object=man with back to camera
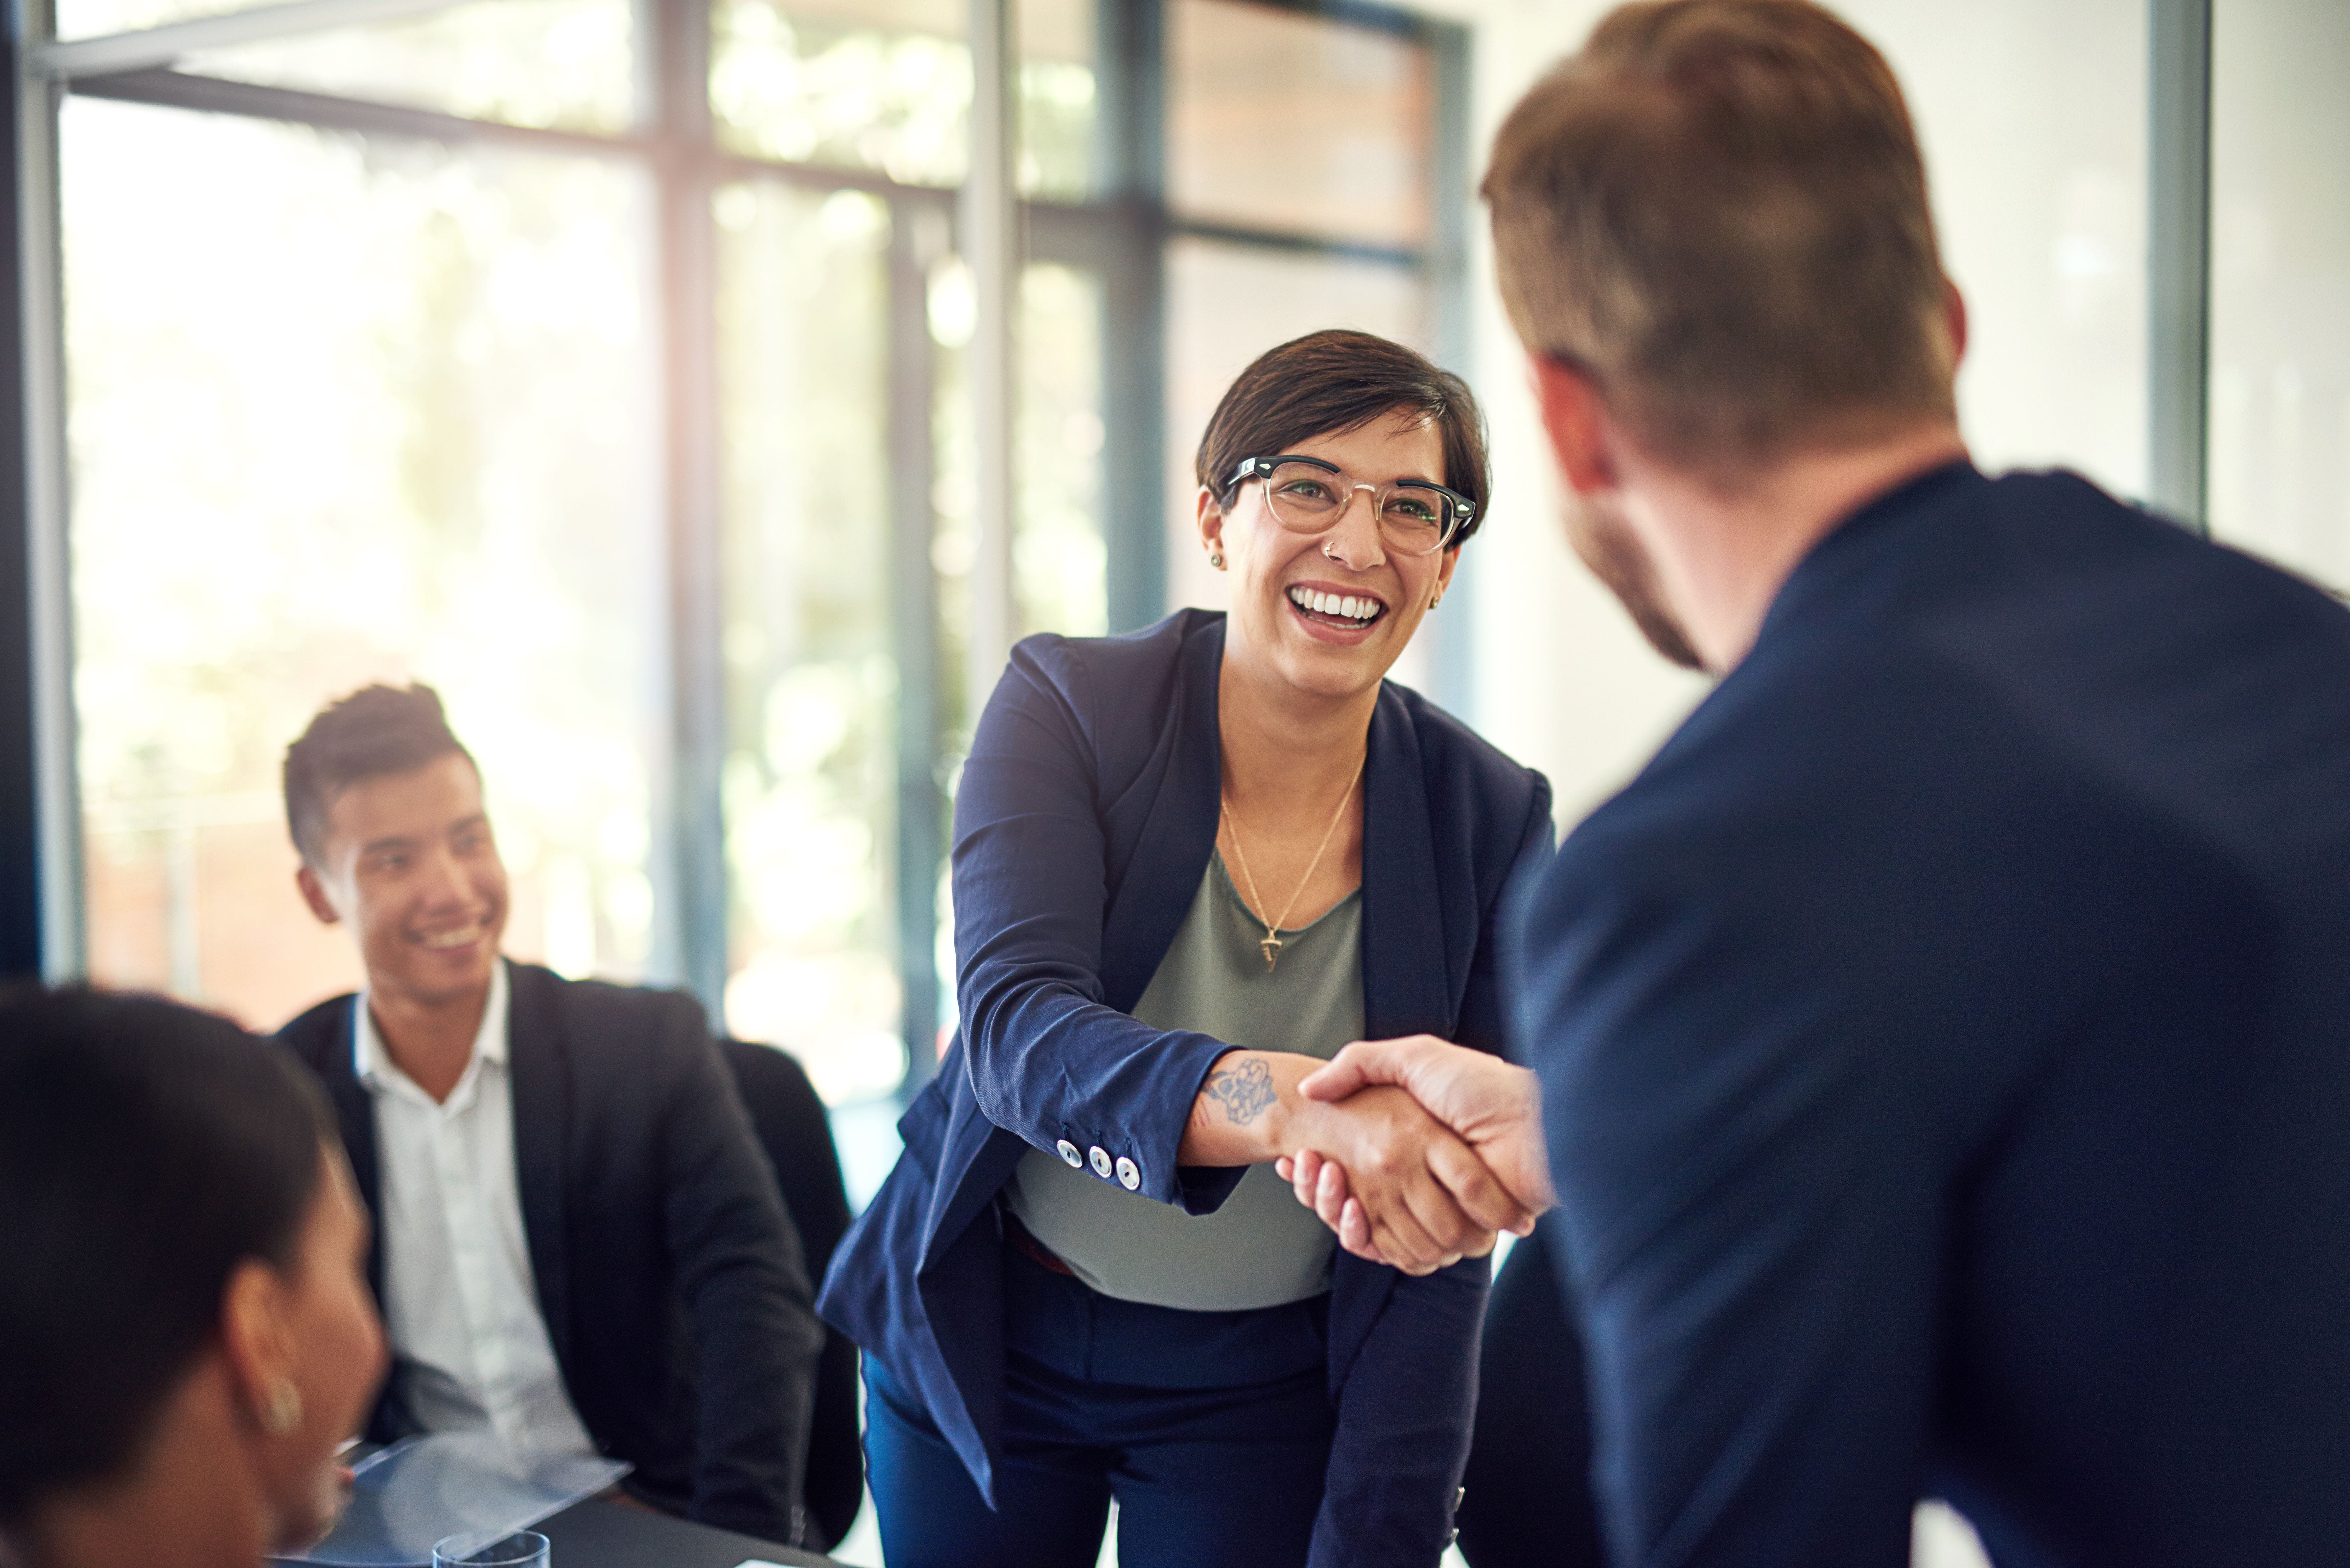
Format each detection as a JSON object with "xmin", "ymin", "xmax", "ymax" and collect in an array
[
  {"xmin": 1283, "ymin": 1, "xmax": 2350, "ymax": 1563},
  {"xmin": 275, "ymin": 682, "xmax": 824, "ymax": 1545}
]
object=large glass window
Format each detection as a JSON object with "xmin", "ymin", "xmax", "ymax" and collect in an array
[
  {"xmin": 64, "ymin": 96, "xmax": 663, "ymax": 1029},
  {"xmin": 714, "ymin": 180, "xmax": 903, "ymax": 1104},
  {"xmin": 177, "ymin": 0, "xmax": 638, "ymax": 133},
  {"xmin": 1018, "ymin": 261, "xmax": 1107, "ymax": 638},
  {"xmin": 710, "ymin": 0, "xmax": 1097, "ymax": 196},
  {"xmin": 2207, "ymin": 0, "xmax": 2350, "ymax": 592},
  {"xmin": 1833, "ymin": 0, "xmax": 2149, "ymax": 497},
  {"xmin": 33, "ymin": 0, "xmax": 1466, "ymax": 1125},
  {"xmin": 1168, "ymin": 0, "xmax": 1432, "ymax": 248}
]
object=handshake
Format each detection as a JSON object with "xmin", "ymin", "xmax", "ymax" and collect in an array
[{"xmin": 1186, "ymin": 1036, "xmax": 1554, "ymax": 1276}]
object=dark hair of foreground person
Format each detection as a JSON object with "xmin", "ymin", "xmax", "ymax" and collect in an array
[{"xmin": 0, "ymin": 987, "xmax": 384, "ymax": 1568}]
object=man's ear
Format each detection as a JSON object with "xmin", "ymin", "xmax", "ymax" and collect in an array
[
  {"xmin": 1530, "ymin": 352, "xmax": 1618, "ymax": 497},
  {"xmin": 295, "ymin": 863, "xmax": 341, "ymax": 927}
]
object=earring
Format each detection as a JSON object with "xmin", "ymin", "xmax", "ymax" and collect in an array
[
  {"xmin": 263, "ymin": 1382, "xmax": 302, "ymax": 1435},
  {"xmin": 1208, "ymin": 551, "xmax": 1224, "ymax": 569},
  {"xmin": 1430, "ymin": 592, "xmax": 1443, "ymax": 609}
]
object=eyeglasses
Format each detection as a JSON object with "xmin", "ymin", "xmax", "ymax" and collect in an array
[{"xmin": 1227, "ymin": 455, "xmax": 1474, "ymax": 557}]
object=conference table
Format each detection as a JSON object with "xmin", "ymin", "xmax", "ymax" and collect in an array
[
  {"xmin": 310, "ymin": 1435, "xmax": 851, "ymax": 1568},
  {"xmin": 535, "ymin": 1497, "xmax": 845, "ymax": 1568}
]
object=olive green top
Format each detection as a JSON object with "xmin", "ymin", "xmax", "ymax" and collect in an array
[{"xmin": 1003, "ymin": 852, "xmax": 1364, "ymax": 1311}]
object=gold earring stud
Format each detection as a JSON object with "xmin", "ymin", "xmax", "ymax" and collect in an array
[{"xmin": 263, "ymin": 1382, "xmax": 302, "ymax": 1435}]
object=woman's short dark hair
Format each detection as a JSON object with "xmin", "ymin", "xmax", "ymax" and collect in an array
[
  {"xmin": 283, "ymin": 682, "xmax": 474, "ymax": 866},
  {"xmin": 1194, "ymin": 329, "xmax": 1494, "ymax": 548},
  {"xmin": 0, "ymin": 988, "xmax": 337, "ymax": 1525}
]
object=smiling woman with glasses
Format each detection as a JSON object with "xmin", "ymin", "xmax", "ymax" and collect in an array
[{"xmin": 820, "ymin": 328, "xmax": 1557, "ymax": 1568}]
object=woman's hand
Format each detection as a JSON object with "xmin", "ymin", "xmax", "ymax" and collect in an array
[
  {"xmin": 1276, "ymin": 1036, "xmax": 1552, "ymax": 1267},
  {"xmin": 1284, "ymin": 1085, "xmax": 1522, "ymax": 1273},
  {"xmin": 1179, "ymin": 1049, "xmax": 1529, "ymax": 1274}
]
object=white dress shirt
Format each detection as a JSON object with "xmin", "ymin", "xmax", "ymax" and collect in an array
[{"xmin": 356, "ymin": 959, "xmax": 598, "ymax": 1458}]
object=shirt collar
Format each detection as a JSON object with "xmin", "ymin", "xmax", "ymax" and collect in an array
[{"xmin": 352, "ymin": 957, "xmax": 511, "ymax": 1093}]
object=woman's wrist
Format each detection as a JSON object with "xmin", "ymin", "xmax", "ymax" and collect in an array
[{"xmin": 1180, "ymin": 1050, "xmax": 1316, "ymax": 1166}]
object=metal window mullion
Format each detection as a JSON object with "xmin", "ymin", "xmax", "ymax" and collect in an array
[
  {"xmin": 1098, "ymin": 0, "xmax": 1165, "ymax": 634},
  {"xmin": 9, "ymin": 12, "xmax": 84, "ymax": 980},
  {"xmin": 649, "ymin": 0, "xmax": 727, "ymax": 1012},
  {"xmin": 961, "ymin": 0, "xmax": 1017, "ymax": 727},
  {"xmin": 33, "ymin": 0, "xmax": 474, "ymax": 83},
  {"xmin": 65, "ymin": 68, "xmax": 653, "ymax": 160},
  {"xmin": 2148, "ymin": 0, "xmax": 2212, "ymax": 533},
  {"xmin": 1169, "ymin": 215, "xmax": 1421, "ymax": 270},
  {"xmin": 889, "ymin": 202, "xmax": 944, "ymax": 1093},
  {"xmin": 1425, "ymin": 15, "xmax": 1474, "ymax": 717}
]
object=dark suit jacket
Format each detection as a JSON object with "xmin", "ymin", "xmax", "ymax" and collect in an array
[
  {"xmin": 819, "ymin": 609, "xmax": 1555, "ymax": 1568},
  {"xmin": 1516, "ymin": 462, "xmax": 2350, "ymax": 1566},
  {"xmin": 279, "ymin": 962, "xmax": 825, "ymax": 1545}
]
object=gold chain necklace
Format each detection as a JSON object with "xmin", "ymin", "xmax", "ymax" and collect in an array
[{"xmin": 1220, "ymin": 756, "xmax": 1365, "ymax": 973}]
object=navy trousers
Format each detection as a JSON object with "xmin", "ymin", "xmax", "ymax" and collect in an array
[{"xmin": 864, "ymin": 1246, "xmax": 1338, "ymax": 1568}]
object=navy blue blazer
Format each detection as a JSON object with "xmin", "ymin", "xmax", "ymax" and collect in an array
[
  {"xmin": 1516, "ymin": 463, "xmax": 2350, "ymax": 1566},
  {"xmin": 821, "ymin": 609, "xmax": 1553, "ymax": 1567}
]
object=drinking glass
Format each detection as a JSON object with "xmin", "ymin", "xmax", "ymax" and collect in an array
[{"xmin": 433, "ymin": 1530, "xmax": 550, "ymax": 1568}]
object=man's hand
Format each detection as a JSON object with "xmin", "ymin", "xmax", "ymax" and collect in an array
[
  {"xmin": 1280, "ymin": 1084, "xmax": 1521, "ymax": 1275},
  {"xmin": 1276, "ymin": 1036, "xmax": 1552, "ymax": 1265},
  {"xmin": 1178, "ymin": 1048, "xmax": 1524, "ymax": 1275}
]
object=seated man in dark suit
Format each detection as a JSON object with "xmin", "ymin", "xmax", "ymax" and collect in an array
[
  {"xmin": 1287, "ymin": 2, "xmax": 2350, "ymax": 1563},
  {"xmin": 276, "ymin": 683, "xmax": 823, "ymax": 1546}
]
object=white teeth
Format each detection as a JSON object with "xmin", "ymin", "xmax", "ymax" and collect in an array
[
  {"xmin": 1288, "ymin": 586, "xmax": 1380, "ymax": 623},
  {"xmin": 422, "ymin": 926, "xmax": 481, "ymax": 950}
]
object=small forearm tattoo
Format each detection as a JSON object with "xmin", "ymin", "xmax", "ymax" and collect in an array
[{"xmin": 1204, "ymin": 1057, "xmax": 1277, "ymax": 1125}]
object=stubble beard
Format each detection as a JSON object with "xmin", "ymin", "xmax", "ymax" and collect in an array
[{"xmin": 1563, "ymin": 490, "xmax": 1707, "ymax": 672}]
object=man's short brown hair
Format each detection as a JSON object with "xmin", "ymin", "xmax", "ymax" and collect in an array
[
  {"xmin": 1483, "ymin": 0, "xmax": 1956, "ymax": 477},
  {"xmin": 282, "ymin": 683, "xmax": 474, "ymax": 866}
]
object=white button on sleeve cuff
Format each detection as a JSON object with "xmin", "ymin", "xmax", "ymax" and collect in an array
[
  {"xmin": 1114, "ymin": 1155, "xmax": 1141, "ymax": 1191},
  {"xmin": 1056, "ymin": 1139, "xmax": 1083, "ymax": 1168},
  {"xmin": 1088, "ymin": 1145, "xmax": 1113, "ymax": 1179}
]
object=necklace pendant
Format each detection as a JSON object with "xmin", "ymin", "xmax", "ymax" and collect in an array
[{"xmin": 1259, "ymin": 932, "xmax": 1283, "ymax": 973}]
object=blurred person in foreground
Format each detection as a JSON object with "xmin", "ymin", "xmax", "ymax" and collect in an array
[
  {"xmin": 0, "ymin": 988, "xmax": 387, "ymax": 1568},
  {"xmin": 821, "ymin": 329, "xmax": 1560, "ymax": 1568},
  {"xmin": 275, "ymin": 684, "xmax": 823, "ymax": 1546},
  {"xmin": 1285, "ymin": 2, "xmax": 2350, "ymax": 1564}
]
